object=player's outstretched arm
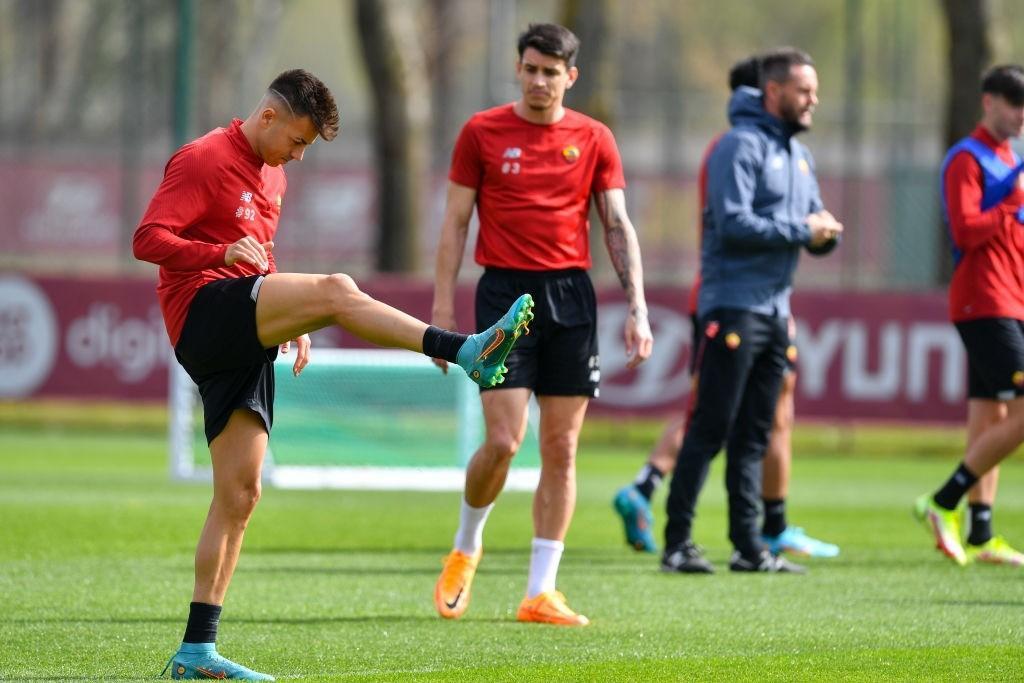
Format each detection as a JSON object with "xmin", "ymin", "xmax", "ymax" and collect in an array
[
  {"xmin": 594, "ymin": 188, "xmax": 653, "ymax": 369},
  {"xmin": 431, "ymin": 182, "xmax": 477, "ymax": 373}
]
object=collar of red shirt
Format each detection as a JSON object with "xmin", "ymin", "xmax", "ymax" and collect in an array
[
  {"xmin": 972, "ymin": 124, "xmax": 1013, "ymax": 154},
  {"xmin": 227, "ymin": 118, "xmax": 265, "ymax": 169}
]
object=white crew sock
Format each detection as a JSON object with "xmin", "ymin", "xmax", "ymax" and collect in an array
[
  {"xmin": 526, "ymin": 537, "xmax": 565, "ymax": 598},
  {"xmin": 453, "ymin": 499, "xmax": 493, "ymax": 555}
]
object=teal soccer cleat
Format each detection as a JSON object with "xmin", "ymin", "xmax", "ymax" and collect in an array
[
  {"xmin": 763, "ymin": 526, "xmax": 840, "ymax": 558},
  {"xmin": 613, "ymin": 485, "xmax": 657, "ymax": 552},
  {"xmin": 457, "ymin": 293, "xmax": 534, "ymax": 388},
  {"xmin": 163, "ymin": 643, "xmax": 274, "ymax": 681}
]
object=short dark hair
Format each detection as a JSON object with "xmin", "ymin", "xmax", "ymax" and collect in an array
[
  {"xmin": 981, "ymin": 64, "xmax": 1024, "ymax": 107},
  {"xmin": 267, "ymin": 69, "xmax": 340, "ymax": 142},
  {"xmin": 517, "ymin": 23, "xmax": 580, "ymax": 69},
  {"xmin": 729, "ymin": 56, "xmax": 761, "ymax": 92},
  {"xmin": 760, "ymin": 47, "xmax": 814, "ymax": 87}
]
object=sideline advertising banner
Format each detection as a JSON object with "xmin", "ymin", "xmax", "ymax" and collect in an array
[{"xmin": 0, "ymin": 275, "xmax": 964, "ymax": 423}]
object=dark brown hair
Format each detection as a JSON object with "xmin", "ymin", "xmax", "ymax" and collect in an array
[
  {"xmin": 982, "ymin": 64, "xmax": 1024, "ymax": 107},
  {"xmin": 267, "ymin": 69, "xmax": 340, "ymax": 141},
  {"xmin": 760, "ymin": 47, "xmax": 814, "ymax": 88},
  {"xmin": 517, "ymin": 23, "xmax": 580, "ymax": 69}
]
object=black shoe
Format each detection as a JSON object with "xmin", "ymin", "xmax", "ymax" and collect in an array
[
  {"xmin": 661, "ymin": 541, "xmax": 715, "ymax": 574},
  {"xmin": 729, "ymin": 549, "xmax": 806, "ymax": 573}
]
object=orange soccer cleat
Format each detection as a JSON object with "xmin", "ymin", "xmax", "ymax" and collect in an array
[
  {"xmin": 434, "ymin": 549, "xmax": 481, "ymax": 619},
  {"xmin": 516, "ymin": 591, "xmax": 590, "ymax": 626}
]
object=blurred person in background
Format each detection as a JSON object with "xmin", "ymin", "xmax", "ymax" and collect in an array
[
  {"xmin": 135, "ymin": 69, "xmax": 532, "ymax": 680},
  {"xmin": 660, "ymin": 47, "xmax": 843, "ymax": 575},
  {"xmin": 430, "ymin": 22, "xmax": 653, "ymax": 626},
  {"xmin": 613, "ymin": 54, "xmax": 839, "ymax": 562},
  {"xmin": 914, "ymin": 64, "xmax": 1024, "ymax": 568}
]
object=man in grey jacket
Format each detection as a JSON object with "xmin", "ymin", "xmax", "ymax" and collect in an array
[{"xmin": 661, "ymin": 47, "xmax": 843, "ymax": 574}]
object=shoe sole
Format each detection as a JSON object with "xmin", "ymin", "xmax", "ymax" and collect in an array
[
  {"xmin": 660, "ymin": 563, "xmax": 714, "ymax": 574},
  {"xmin": 516, "ymin": 612, "xmax": 590, "ymax": 626}
]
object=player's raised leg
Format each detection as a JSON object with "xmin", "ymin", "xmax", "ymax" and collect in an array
[
  {"xmin": 517, "ymin": 395, "xmax": 591, "ymax": 626},
  {"xmin": 165, "ymin": 409, "xmax": 274, "ymax": 681},
  {"xmin": 435, "ymin": 388, "xmax": 531, "ymax": 619},
  {"xmin": 254, "ymin": 272, "xmax": 533, "ymax": 387}
]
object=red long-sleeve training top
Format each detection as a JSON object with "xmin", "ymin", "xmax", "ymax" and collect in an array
[
  {"xmin": 133, "ymin": 119, "xmax": 286, "ymax": 346},
  {"xmin": 944, "ymin": 125, "xmax": 1024, "ymax": 322}
]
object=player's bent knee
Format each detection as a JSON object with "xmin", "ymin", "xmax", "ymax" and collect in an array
[{"xmin": 322, "ymin": 272, "xmax": 360, "ymax": 300}]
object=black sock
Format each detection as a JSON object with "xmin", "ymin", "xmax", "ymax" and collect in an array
[
  {"xmin": 422, "ymin": 326, "xmax": 469, "ymax": 364},
  {"xmin": 762, "ymin": 498, "xmax": 787, "ymax": 537},
  {"xmin": 182, "ymin": 602, "xmax": 222, "ymax": 644},
  {"xmin": 633, "ymin": 464, "xmax": 664, "ymax": 500},
  {"xmin": 967, "ymin": 503, "xmax": 993, "ymax": 546},
  {"xmin": 933, "ymin": 462, "xmax": 979, "ymax": 510}
]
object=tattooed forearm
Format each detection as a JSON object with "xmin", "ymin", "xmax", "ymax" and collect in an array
[{"xmin": 596, "ymin": 189, "xmax": 647, "ymax": 318}]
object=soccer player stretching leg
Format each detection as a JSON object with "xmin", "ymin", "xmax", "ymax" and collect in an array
[{"xmin": 135, "ymin": 69, "xmax": 532, "ymax": 680}]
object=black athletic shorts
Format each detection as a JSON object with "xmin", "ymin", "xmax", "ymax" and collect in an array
[
  {"xmin": 475, "ymin": 267, "xmax": 599, "ymax": 397},
  {"xmin": 689, "ymin": 313, "xmax": 797, "ymax": 376},
  {"xmin": 174, "ymin": 274, "xmax": 278, "ymax": 444},
  {"xmin": 954, "ymin": 317, "xmax": 1024, "ymax": 400}
]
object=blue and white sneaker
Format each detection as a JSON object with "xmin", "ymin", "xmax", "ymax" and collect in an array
[
  {"xmin": 613, "ymin": 485, "xmax": 657, "ymax": 553},
  {"xmin": 762, "ymin": 526, "xmax": 840, "ymax": 558},
  {"xmin": 162, "ymin": 643, "xmax": 274, "ymax": 681}
]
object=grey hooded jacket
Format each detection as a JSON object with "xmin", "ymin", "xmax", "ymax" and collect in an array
[{"xmin": 697, "ymin": 86, "xmax": 835, "ymax": 320}]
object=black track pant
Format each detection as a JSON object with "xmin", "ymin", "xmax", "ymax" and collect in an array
[{"xmin": 664, "ymin": 308, "xmax": 789, "ymax": 557}]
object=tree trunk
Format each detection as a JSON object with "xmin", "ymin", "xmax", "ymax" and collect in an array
[
  {"xmin": 355, "ymin": 0, "xmax": 430, "ymax": 273},
  {"xmin": 560, "ymin": 0, "xmax": 615, "ymax": 125},
  {"xmin": 941, "ymin": 0, "xmax": 991, "ymax": 149},
  {"xmin": 938, "ymin": 0, "xmax": 991, "ymax": 282}
]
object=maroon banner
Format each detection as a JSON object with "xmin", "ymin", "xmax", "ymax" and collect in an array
[{"xmin": 0, "ymin": 274, "xmax": 966, "ymax": 423}]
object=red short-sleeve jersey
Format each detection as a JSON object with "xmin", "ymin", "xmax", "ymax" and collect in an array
[
  {"xmin": 133, "ymin": 119, "xmax": 287, "ymax": 346},
  {"xmin": 944, "ymin": 125, "xmax": 1024, "ymax": 322},
  {"xmin": 449, "ymin": 104, "xmax": 625, "ymax": 271}
]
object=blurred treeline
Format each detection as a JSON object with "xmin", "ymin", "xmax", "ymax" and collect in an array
[{"xmin": 0, "ymin": 0, "xmax": 1021, "ymax": 289}]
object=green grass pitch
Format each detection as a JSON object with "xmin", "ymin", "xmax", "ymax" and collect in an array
[{"xmin": 1, "ymin": 418, "xmax": 1023, "ymax": 681}]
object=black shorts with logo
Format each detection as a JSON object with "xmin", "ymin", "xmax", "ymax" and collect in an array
[
  {"xmin": 475, "ymin": 267, "xmax": 599, "ymax": 397},
  {"xmin": 175, "ymin": 275, "xmax": 278, "ymax": 444},
  {"xmin": 954, "ymin": 317, "xmax": 1024, "ymax": 400}
]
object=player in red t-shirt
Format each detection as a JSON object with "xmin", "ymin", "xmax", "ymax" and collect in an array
[
  {"xmin": 612, "ymin": 56, "xmax": 839, "ymax": 562},
  {"xmin": 431, "ymin": 23, "xmax": 653, "ymax": 626},
  {"xmin": 915, "ymin": 64, "xmax": 1024, "ymax": 567},
  {"xmin": 136, "ymin": 70, "xmax": 534, "ymax": 680}
]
